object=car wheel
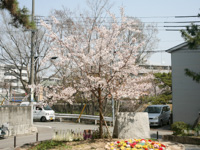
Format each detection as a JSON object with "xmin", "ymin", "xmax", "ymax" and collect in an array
[
  {"xmin": 167, "ymin": 118, "xmax": 171, "ymax": 125},
  {"xmin": 2, "ymin": 129, "xmax": 9, "ymax": 139},
  {"xmin": 160, "ymin": 120, "xmax": 163, "ymax": 127},
  {"xmin": 41, "ymin": 116, "xmax": 46, "ymax": 122}
]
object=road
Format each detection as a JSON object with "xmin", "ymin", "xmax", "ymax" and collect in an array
[{"xmin": 0, "ymin": 122, "xmax": 199, "ymax": 150}]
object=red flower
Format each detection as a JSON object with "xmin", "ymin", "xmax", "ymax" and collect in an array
[
  {"xmin": 130, "ymin": 143, "xmax": 137, "ymax": 148},
  {"xmin": 125, "ymin": 141, "xmax": 128, "ymax": 143},
  {"xmin": 144, "ymin": 148, "xmax": 148, "ymax": 150},
  {"xmin": 130, "ymin": 144, "xmax": 134, "ymax": 148},
  {"xmin": 117, "ymin": 141, "xmax": 120, "ymax": 144},
  {"xmin": 117, "ymin": 145, "xmax": 121, "ymax": 147},
  {"xmin": 161, "ymin": 144, "xmax": 166, "ymax": 148},
  {"xmin": 148, "ymin": 139, "xmax": 152, "ymax": 142},
  {"xmin": 159, "ymin": 148, "xmax": 163, "ymax": 150}
]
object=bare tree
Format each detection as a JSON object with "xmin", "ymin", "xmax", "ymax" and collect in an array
[{"xmin": 0, "ymin": 10, "xmax": 52, "ymax": 95}]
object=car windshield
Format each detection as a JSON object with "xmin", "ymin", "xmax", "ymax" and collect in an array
[
  {"xmin": 43, "ymin": 105, "xmax": 52, "ymax": 110},
  {"xmin": 145, "ymin": 107, "xmax": 162, "ymax": 113}
]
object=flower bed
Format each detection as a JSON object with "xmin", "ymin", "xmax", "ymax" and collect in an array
[{"xmin": 105, "ymin": 139, "xmax": 168, "ymax": 150}]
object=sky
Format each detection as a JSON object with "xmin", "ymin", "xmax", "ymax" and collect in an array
[{"xmin": 18, "ymin": 0, "xmax": 200, "ymax": 66}]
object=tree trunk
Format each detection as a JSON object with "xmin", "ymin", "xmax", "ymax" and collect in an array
[
  {"xmin": 115, "ymin": 100, "xmax": 120, "ymax": 115},
  {"xmin": 103, "ymin": 97, "xmax": 108, "ymax": 115},
  {"xmin": 98, "ymin": 87, "xmax": 103, "ymax": 138},
  {"xmin": 92, "ymin": 100, "xmax": 95, "ymax": 115},
  {"xmin": 91, "ymin": 94, "xmax": 95, "ymax": 115}
]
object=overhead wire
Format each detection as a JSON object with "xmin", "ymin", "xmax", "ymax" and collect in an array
[{"xmin": 0, "ymin": 14, "xmax": 198, "ymax": 33}]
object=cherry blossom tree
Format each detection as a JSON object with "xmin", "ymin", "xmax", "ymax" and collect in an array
[{"xmin": 41, "ymin": 8, "xmax": 154, "ymax": 138}]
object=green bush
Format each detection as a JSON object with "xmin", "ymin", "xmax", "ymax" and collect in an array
[
  {"xmin": 194, "ymin": 123, "xmax": 200, "ymax": 136},
  {"xmin": 31, "ymin": 140, "xmax": 71, "ymax": 150},
  {"xmin": 171, "ymin": 121, "xmax": 188, "ymax": 135}
]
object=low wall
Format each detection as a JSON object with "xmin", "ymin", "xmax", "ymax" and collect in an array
[
  {"xmin": 0, "ymin": 106, "xmax": 36, "ymax": 136},
  {"xmin": 163, "ymin": 135, "xmax": 200, "ymax": 145}
]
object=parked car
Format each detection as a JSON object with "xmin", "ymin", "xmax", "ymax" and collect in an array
[
  {"xmin": 20, "ymin": 102, "xmax": 55, "ymax": 122},
  {"xmin": 144, "ymin": 105, "xmax": 171, "ymax": 126}
]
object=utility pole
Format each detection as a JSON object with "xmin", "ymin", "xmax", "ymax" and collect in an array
[
  {"xmin": 30, "ymin": 0, "xmax": 35, "ymax": 102},
  {"xmin": 30, "ymin": 0, "xmax": 35, "ymax": 125}
]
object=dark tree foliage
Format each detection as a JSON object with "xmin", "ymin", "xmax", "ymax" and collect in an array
[
  {"xmin": 181, "ymin": 24, "xmax": 200, "ymax": 49},
  {"xmin": 181, "ymin": 16, "xmax": 200, "ymax": 83},
  {"xmin": 142, "ymin": 73, "xmax": 172, "ymax": 104},
  {"xmin": 0, "ymin": 0, "xmax": 35, "ymax": 29},
  {"xmin": 154, "ymin": 72, "xmax": 172, "ymax": 90},
  {"xmin": 185, "ymin": 68, "xmax": 200, "ymax": 83}
]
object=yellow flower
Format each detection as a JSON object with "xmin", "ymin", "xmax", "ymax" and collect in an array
[
  {"xmin": 123, "ymin": 143, "xmax": 127, "ymax": 147},
  {"xmin": 126, "ymin": 148, "xmax": 131, "ymax": 150},
  {"xmin": 120, "ymin": 146, "xmax": 125, "ymax": 150},
  {"xmin": 148, "ymin": 145, "xmax": 154, "ymax": 148},
  {"xmin": 110, "ymin": 147, "xmax": 114, "ymax": 150},
  {"xmin": 135, "ymin": 145, "xmax": 142, "ymax": 148},
  {"xmin": 128, "ymin": 139, "xmax": 132, "ymax": 143},
  {"xmin": 143, "ymin": 145, "xmax": 148, "ymax": 148}
]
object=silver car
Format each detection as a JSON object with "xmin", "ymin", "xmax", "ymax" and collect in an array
[{"xmin": 144, "ymin": 105, "xmax": 171, "ymax": 126}]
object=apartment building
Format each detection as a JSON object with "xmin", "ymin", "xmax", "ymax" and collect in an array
[{"xmin": 0, "ymin": 64, "xmax": 28, "ymax": 103}]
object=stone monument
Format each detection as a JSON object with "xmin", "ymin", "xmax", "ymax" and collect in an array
[{"xmin": 113, "ymin": 112, "xmax": 150, "ymax": 139}]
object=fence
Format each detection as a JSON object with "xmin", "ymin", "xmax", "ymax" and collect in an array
[
  {"xmin": 52, "ymin": 100, "xmax": 143, "ymax": 116},
  {"xmin": 55, "ymin": 113, "xmax": 113, "ymax": 126}
]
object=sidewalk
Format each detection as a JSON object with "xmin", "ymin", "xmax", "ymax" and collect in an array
[{"xmin": 0, "ymin": 126, "xmax": 53, "ymax": 150}]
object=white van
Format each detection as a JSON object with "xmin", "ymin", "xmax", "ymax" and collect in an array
[{"xmin": 20, "ymin": 102, "xmax": 55, "ymax": 122}]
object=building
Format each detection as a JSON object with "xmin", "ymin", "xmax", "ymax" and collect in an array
[
  {"xmin": 0, "ymin": 64, "xmax": 28, "ymax": 104},
  {"xmin": 139, "ymin": 64, "xmax": 171, "ymax": 75},
  {"xmin": 167, "ymin": 42, "xmax": 200, "ymax": 125}
]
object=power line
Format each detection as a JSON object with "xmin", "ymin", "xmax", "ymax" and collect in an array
[
  {"xmin": 164, "ymin": 25, "xmax": 200, "ymax": 27},
  {"xmin": 36, "ymin": 15, "xmax": 200, "ymax": 19},
  {"xmin": 175, "ymin": 15, "xmax": 199, "ymax": 18},
  {"xmin": 166, "ymin": 29, "xmax": 185, "ymax": 31},
  {"xmin": 164, "ymin": 21, "xmax": 200, "ymax": 23},
  {"xmin": 144, "ymin": 50, "xmax": 167, "ymax": 53}
]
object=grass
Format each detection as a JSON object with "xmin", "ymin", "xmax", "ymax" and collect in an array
[{"xmin": 30, "ymin": 140, "xmax": 71, "ymax": 150}]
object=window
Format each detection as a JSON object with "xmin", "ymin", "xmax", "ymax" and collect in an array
[
  {"xmin": 36, "ymin": 106, "xmax": 42, "ymax": 110},
  {"xmin": 166, "ymin": 106, "xmax": 170, "ymax": 111},
  {"xmin": 144, "ymin": 107, "xmax": 161, "ymax": 113}
]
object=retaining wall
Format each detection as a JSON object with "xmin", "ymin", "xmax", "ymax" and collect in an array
[
  {"xmin": 0, "ymin": 106, "xmax": 36, "ymax": 136},
  {"xmin": 163, "ymin": 135, "xmax": 200, "ymax": 145}
]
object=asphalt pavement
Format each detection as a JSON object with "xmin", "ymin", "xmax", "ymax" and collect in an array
[{"xmin": 0, "ymin": 122, "xmax": 200, "ymax": 150}]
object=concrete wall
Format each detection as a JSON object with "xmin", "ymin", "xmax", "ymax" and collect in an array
[
  {"xmin": 171, "ymin": 48, "xmax": 200, "ymax": 125},
  {"xmin": 0, "ymin": 106, "xmax": 34, "ymax": 136}
]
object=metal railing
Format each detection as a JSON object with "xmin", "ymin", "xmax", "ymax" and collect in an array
[{"xmin": 55, "ymin": 113, "xmax": 113, "ymax": 126}]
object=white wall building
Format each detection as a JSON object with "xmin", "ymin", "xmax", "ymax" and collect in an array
[
  {"xmin": 139, "ymin": 64, "xmax": 171, "ymax": 75},
  {"xmin": 0, "ymin": 64, "xmax": 28, "ymax": 102}
]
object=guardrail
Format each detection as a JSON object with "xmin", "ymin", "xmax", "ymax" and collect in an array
[{"xmin": 55, "ymin": 113, "xmax": 113, "ymax": 126}]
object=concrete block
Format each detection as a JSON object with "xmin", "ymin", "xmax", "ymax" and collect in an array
[
  {"xmin": 0, "ymin": 106, "xmax": 35, "ymax": 136},
  {"xmin": 113, "ymin": 112, "xmax": 150, "ymax": 139}
]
